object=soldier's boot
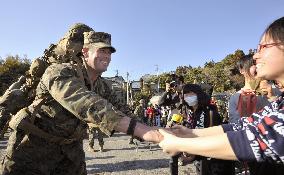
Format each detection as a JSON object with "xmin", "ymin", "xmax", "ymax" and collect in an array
[
  {"xmin": 129, "ymin": 136, "xmax": 135, "ymax": 145},
  {"xmin": 99, "ymin": 145, "xmax": 104, "ymax": 152}
]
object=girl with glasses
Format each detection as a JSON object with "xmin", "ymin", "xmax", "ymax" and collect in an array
[{"xmin": 158, "ymin": 17, "xmax": 284, "ymax": 171}]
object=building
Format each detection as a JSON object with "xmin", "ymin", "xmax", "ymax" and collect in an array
[{"xmin": 104, "ymin": 76, "xmax": 127, "ymax": 105}]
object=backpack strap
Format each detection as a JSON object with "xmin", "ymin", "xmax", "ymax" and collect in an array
[
  {"xmin": 237, "ymin": 92, "xmax": 257, "ymax": 117},
  {"xmin": 247, "ymin": 94, "xmax": 257, "ymax": 115},
  {"xmin": 237, "ymin": 93, "xmax": 243, "ymax": 116}
]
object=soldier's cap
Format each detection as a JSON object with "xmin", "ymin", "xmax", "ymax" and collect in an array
[{"xmin": 83, "ymin": 31, "xmax": 116, "ymax": 53}]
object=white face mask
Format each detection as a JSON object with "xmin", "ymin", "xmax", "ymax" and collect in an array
[{"xmin": 184, "ymin": 95, "xmax": 198, "ymax": 106}]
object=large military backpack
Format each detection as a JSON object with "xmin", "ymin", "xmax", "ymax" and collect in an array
[{"xmin": 1, "ymin": 23, "xmax": 94, "ymax": 139}]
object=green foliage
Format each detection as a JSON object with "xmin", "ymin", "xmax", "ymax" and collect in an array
[
  {"xmin": 0, "ymin": 55, "xmax": 31, "ymax": 95},
  {"xmin": 175, "ymin": 65, "xmax": 192, "ymax": 76},
  {"xmin": 184, "ymin": 66, "xmax": 203, "ymax": 83},
  {"xmin": 133, "ymin": 91, "xmax": 151, "ymax": 108},
  {"xmin": 153, "ymin": 49, "xmax": 247, "ymax": 93},
  {"xmin": 204, "ymin": 60, "xmax": 216, "ymax": 68}
]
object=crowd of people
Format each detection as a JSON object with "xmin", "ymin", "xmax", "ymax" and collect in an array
[
  {"xmin": 0, "ymin": 16, "xmax": 283, "ymax": 175},
  {"xmin": 158, "ymin": 17, "xmax": 284, "ymax": 175}
]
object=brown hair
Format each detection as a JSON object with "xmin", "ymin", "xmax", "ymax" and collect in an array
[{"xmin": 264, "ymin": 17, "xmax": 284, "ymax": 43}]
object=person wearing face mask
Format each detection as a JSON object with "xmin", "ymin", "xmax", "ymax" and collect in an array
[
  {"xmin": 158, "ymin": 17, "xmax": 284, "ymax": 173},
  {"xmin": 182, "ymin": 84, "xmax": 222, "ymax": 129},
  {"xmin": 179, "ymin": 84, "xmax": 234, "ymax": 175}
]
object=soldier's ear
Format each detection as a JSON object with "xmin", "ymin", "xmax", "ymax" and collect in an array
[{"xmin": 82, "ymin": 48, "xmax": 89, "ymax": 58}]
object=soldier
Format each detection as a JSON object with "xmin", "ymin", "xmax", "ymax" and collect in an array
[
  {"xmin": 129, "ymin": 99, "xmax": 146, "ymax": 144},
  {"xmin": 0, "ymin": 76, "xmax": 26, "ymax": 135},
  {"xmin": 1, "ymin": 25, "xmax": 162, "ymax": 175},
  {"xmin": 134, "ymin": 99, "xmax": 146, "ymax": 122},
  {"xmin": 0, "ymin": 57, "xmax": 47, "ymax": 138},
  {"xmin": 88, "ymin": 126, "xmax": 104, "ymax": 152},
  {"xmin": 0, "ymin": 23, "xmax": 94, "ymax": 142}
]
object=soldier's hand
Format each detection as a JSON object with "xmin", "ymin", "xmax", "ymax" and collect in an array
[{"xmin": 143, "ymin": 129, "xmax": 164, "ymax": 143}]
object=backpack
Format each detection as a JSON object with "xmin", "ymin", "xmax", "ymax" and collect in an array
[
  {"xmin": 237, "ymin": 92, "xmax": 257, "ymax": 117},
  {"xmin": 1, "ymin": 24, "xmax": 93, "ymax": 140}
]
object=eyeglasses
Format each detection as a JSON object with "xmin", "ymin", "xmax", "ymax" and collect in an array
[{"xmin": 255, "ymin": 42, "xmax": 283, "ymax": 53}]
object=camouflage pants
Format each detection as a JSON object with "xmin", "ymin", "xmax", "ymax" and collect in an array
[
  {"xmin": 1, "ymin": 132, "xmax": 86, "ymax": 175},
  {"xmin": 88, "ymin": 127, "xmax": 104, "ymax": 148}
]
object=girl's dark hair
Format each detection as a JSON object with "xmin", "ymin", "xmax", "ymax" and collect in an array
[
  {"xmin": 236, "ymin": 55, "xmax": 254, "ymax": 77},
  {"xmin": 182, "ymin": 83, "xmax": 210, "ymax": 109},
  {"xmin": 265, "ymin": 17, "xmax": 284, "ymax": 43}
]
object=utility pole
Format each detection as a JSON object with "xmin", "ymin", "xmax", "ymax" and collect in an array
[
  {"xmin": 115, "ymin": 70, "xmax": 119, "ymax": 77},
  {"xmin": 126, "ymin": 72, "xmax": 129, "ymax": 105},
  {"xmin": 155, "ymin": 64, "xmax": 160, "ymax": 93}
]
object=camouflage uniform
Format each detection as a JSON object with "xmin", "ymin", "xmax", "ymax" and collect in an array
[
  {"xmin": 88, "ymin": 126, "xmax": 104, "ymax": 152},
  {"xmin": 133, "ymin": 100, "xmax": 145, "ymax": 121},
  {"xmin": 0, "ymin": 56, "xmax": 46, "ymax": 138},
  {"xmin": 129, "ymin": 100, "xmax": 145, "ymax": 144},
  {"xmin": 2, "ymin": 26, "xmax": 128, "ymax": 175},
  {"xmin": 0, "ymin": 76, "xmax": 28, "ymax": 136}
]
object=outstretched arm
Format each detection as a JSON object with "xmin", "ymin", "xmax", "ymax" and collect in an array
[
  {"xmin": 170, "ymin": 125, "xmax": 225, "ymax": 138},
  {"xmin": 41, "ymin": 64, "xmax": 163, "ymax": 142},
  {"xmin": 115, "ymin": 117, "xmax": 163, "ymax": 143},
  {"xmin": 158, "ymin": 129, "xmax": 237, "ymax": 160}
]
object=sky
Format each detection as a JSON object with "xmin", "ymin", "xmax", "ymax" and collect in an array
[{"xmin": 0, "ymin": 0, "xmax": 283, "ymax": 81}]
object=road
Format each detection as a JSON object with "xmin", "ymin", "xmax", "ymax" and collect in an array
[{"xmin": 0, "ymin": 131, "xmax": 197, "ymax": 175}]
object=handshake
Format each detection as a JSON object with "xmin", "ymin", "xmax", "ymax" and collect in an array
[{"xmin": 145, "ymin": 125, "xmax": 191, "ymax": 156}]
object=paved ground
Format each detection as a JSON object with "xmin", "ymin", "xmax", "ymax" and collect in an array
[{"xmin": 0, "ymin": 131, "xmax": 197, "ymax": 175}]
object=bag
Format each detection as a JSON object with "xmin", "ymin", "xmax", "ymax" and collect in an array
[{"xmin": 237, "ymin": 92, "xmax": 257, "ymax": 117}]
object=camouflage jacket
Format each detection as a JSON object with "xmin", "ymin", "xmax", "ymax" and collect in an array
[
  {"xmin": 35, "ymin": 62, "xmax": 127, "ymax": 138},
  {"xmin": 0, "ymin": 76, "xmax": 30, "ymax": 118},
  {"xmin": 134, "ymin": 104, "xmax": 145, "ymax": 118}
]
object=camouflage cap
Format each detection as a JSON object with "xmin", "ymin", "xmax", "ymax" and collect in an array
[{"xmin": 83, "ymin": 31, "xmax": 116, "ymax": 53}]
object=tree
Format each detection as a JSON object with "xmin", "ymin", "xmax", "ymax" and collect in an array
[
  {"xmin": 184, "ymin": 67, "xmax": 204, "ymax": 83},
  {"xmin": 0, "ymin": 55, "xmax": 31, "ymax": 95},
  {"xmin": 204, "ymin": 60, "xmax": 216, "ymax": 68},
  {"xmin": 175, "ymin": 65, "xmax": 192, "ymax": 76}
]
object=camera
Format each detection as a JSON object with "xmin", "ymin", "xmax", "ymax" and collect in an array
[{"xmin": 169, "ymin": 81, "xmax": 177, "ymax": 88}]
